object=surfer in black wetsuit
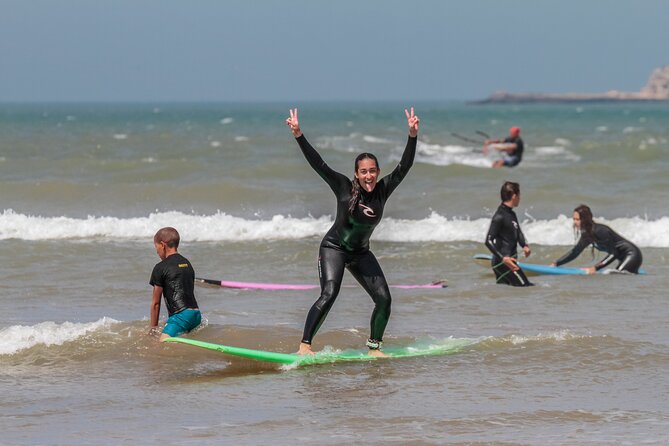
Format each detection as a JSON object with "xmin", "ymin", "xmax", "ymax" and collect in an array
[
  {"xmin": 484, "ymin": 127, "xmax": 524, "ymax": 168},
  {"xmin": 551, "ymin": 204, "xmax": 643, "ymax": 274},
  {"xmin": 286, "ymin": 107, "xmax": 419, "ymax": 357},
  {"xmin": 485, "ymin": 181, "xmax": 533, "ymax": 286}
]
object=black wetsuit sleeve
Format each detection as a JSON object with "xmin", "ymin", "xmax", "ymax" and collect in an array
[
  {"xmin": 485, "ymin": 213, "xmax": 505, "ymax": 259},
  {"xmin": 296, "ymin": 134, "xmax": 349, "ymax": 193},
  {"xmin": 554, "ymin": 237, "xmax": 589, "ymax": 266},
  {"xmin": 517, "ymin": 226, "xmax": 528, "ymax": 249},
  {"xmin": 380, "ymin": 136, "xmax": 417, "ymax": 197},
  {"xmin": 595, "ymin": 254, "xmax": 616, "ymax": 271}
]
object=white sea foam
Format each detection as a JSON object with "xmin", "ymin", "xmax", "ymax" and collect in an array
[
  {"xmin": 415, "ymin": 142, "xmax": 492, "ymax": 168},
  {"xmin": 318, "ymin": 135, "xmax": 358, "ymax": 153},
  {"xmin": 533, "ymin": 146, "xmax": 581, "ymax": 162},
  {"xmin": 220, "ymin": 117, "xmax": 234, "ymax": 125},
  {"xmin": 1, "ymin": 209, "xmax": 667, "ymax": 247},
  {"xmin": 506, "ymin": 330, "xmax": 585, "ymax": 345},
  {"xmin": 415, "ymin": 141, "xmax": 580, "ymax": 168},
  {"xmin": 0, "ymin": 317, "xmax": 120, "ymax": 355},
  {"xmin": 534, "ymin": 146, "xmax": 564, "ymax": 155},
  {"xmin": 363, "ymin": 135, "xmax": 392, "ymax": 144},
  {"xmin": 0, "ymin": 209, "xmax": 332, "ymax": 242}
]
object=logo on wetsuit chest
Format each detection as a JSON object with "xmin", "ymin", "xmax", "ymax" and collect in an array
[{"xmin": 358, "ymin": 203, "xmax": 376, "ymax": 218}]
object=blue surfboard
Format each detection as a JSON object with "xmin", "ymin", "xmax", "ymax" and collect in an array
[{"xmin": 474, "ymin": 254, "xmax": 646, "ymax": 276}]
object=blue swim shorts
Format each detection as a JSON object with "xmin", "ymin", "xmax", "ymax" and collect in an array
[
  {"xmin": 163, "ymin": 309, "xmax": 201, "ymax": 337},
  {"xmin": 503, "ymin": 155, "xmax": 520, "ymax": 167}
]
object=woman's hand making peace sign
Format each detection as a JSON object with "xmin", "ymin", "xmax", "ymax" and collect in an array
[
  {"xmin": 286, "ymin": 108, "xmax": 302, "ymax": 138},
  {"xmin": 405, "ymin": 107, "xmax": 419, "ymax": 137}
]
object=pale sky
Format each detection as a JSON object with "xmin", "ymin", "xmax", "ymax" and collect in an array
[{"xmin": 0, "ymin": 0, "xmax": 667, "ymax": 102}]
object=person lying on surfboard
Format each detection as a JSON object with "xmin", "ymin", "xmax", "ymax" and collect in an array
[
  {"xmin": 550, "ymin": 204, "xmax": 643, "ymax": 274},
  {"xmin": 485, "ymin": 181, "xmax": 533, "ymax": 287},
  {"xmin": 483, "ymin": 127, "xmax": 524, "ymax": 168},
  {"xmin": 285, "ymin": 107, "xmax": 419, "ymax": 357},
  {"xmin": 149, "ymin": 227, "xmax": 201, "ymax": 341}
]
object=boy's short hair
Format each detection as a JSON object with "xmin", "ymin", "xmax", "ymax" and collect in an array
[
  {"xmin": 500, "ymin": 181, "xmax": 520, "ymax": 202},
  {"xmin": 154, "ymin": 227, "xmax": 180, "ymax": 248}
]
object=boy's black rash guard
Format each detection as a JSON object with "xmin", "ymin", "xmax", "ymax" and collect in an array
[
  {"xmin": 149, "ymin": 253, "xmax": 198, "ymax": 316},
  {"xmin": 485, "ymin": 204, "xmax": 528, "ymax": 259},
  {"xmin": 555, "ymin": 223, "xmax": 643, "ymax": 273},
  {"xmin": 296, "ymin": 134, "xmax": 417, "ymax": 253}
]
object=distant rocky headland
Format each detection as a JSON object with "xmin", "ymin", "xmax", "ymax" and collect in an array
[{"xmin": 476, "ymin": 66, "xmax": 669, "ymax": 103}]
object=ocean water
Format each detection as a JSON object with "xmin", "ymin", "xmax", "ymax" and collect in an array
[{"xmin": 1, "ymin": 102, "xmax": 669, "ymax": 445}]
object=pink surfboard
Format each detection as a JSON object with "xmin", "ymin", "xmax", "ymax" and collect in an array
[{"xmin": 196, "ymin": 278, "xmax": 447, "ymax": 290}]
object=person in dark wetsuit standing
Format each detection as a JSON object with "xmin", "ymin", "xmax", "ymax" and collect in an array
[
  {"xmin": 551, "ymin": 204, "xmax": 643, "ymax": 274},
  {"xmin": 484, "ymin": 127, "xmax": 524, "ymax": 168},
  {"xmin": 149, "ymin": 227, "xmax": 201, "ymax": 341},
  {"xmin": 485, "ymin": 181, "xmax": 533, "ymax": 286},
  {"xmin": 285, "ymin": 107, "xmax": 419, "ymax": 357}
]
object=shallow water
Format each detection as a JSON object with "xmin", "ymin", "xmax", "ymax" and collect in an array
[{"xmin": 1, "ymin": 102, "xmax": 669, "ymax": 445}]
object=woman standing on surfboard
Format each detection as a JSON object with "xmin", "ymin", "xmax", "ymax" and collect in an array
[
  {"xmin": 286, "ymin": 107, "xmax": 419, "ymax": 356},
  {"xmin": 551, "ymin": 204, "xmax": 643, "ymax": 274}
]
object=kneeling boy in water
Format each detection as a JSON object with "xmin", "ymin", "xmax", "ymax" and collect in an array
[{"xmin": 149, "ymin": 227, "xmax": 201, "ymax": 341}]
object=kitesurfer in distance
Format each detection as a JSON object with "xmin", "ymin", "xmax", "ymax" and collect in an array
[{"xmin": 484, "ymin": 126, "xmax": 524, "ymax": 168}]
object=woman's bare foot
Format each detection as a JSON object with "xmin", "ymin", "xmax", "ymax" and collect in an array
[
  {"xmin": 368, "ymin": 349, "xmax": 388, "ymax": 357},
  {"xmin": 297, "ymin": 342, "xmax": 315, "ymax": 355}
]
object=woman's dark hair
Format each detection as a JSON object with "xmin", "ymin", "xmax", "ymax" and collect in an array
[
  {"xmin": 348, "ymin": 153, "xmax": 379, "ymax": 214},
  {"xmin": 500, "ymin": 181, "xmax": 520, "ymax": 202},
  {"xmin": 574, "ymin": 204, "xmax": 595, "ymax": 242},
  {"xmin": 574, "ymin": 204, "xmax": 596, "ymax": 258}
]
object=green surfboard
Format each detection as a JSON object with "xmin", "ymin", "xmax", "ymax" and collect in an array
[{"xmin": 163, "ymin": 336, "xmax": 472, "ymax": 366}]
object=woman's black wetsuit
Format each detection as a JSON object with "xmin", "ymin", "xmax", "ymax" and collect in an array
[
  {"xmin": 555, "ymin": 223, "xmax": 643, "ymax": 273},
  {"xmin": 485, "ymin": 204, "xmax": 532, "ymax": 286},
  {"xmin": 296, "ymin": 134, "xmax": 416, "ymax": 347}
]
